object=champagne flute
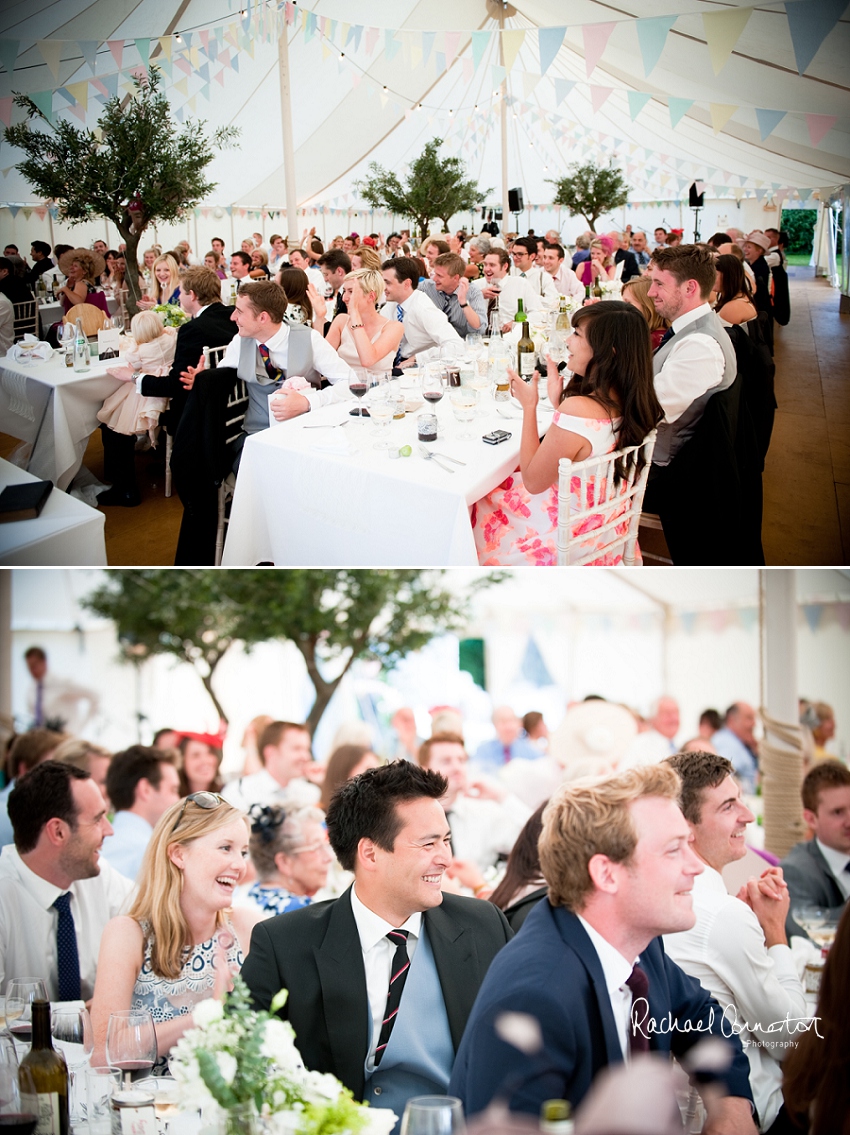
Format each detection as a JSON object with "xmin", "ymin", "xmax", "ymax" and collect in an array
[
  {"xmin": 5, "ymin": 981, "xmax": 47, "ymax": 1044},
  {"xmin": 105, "ymin": 1010, "xmax": 157, "ymax": 1087},
  {"xmin": 51, "ymin": 1006, "xmax": 93, "ymax": 1124},
  {"xmin": 0, "ymin": 1063, "xmax": 37, "ymax": 1135},
  {"xmin": 400, "ymin": 1096, "xmax": 466, "ymax": 1135}
]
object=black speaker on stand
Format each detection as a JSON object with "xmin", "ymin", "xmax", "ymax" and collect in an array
[
  {"xmin": 688, "ymin": 182, "xmax": 705, "ymax": 242},
  {"xmin": 508, "ymin": 187, "xmax": 523, "ymax": 228}
]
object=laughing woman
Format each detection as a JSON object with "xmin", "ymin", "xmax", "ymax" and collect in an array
[{"xmin": 91, "ymin": 795, "xmax": 261, "ymax": 1072}]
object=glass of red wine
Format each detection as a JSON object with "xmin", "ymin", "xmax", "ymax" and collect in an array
[
  {"xmin": 349, "ymin": 371, "xmax": 369, "ymax": 418},
  {"xmin": 105, "ymin": 1010, "xmax": 157, "ymax": 1088},
  {"xmin": 0, "ymin": 1062, "xmax": 37, "ymax": 1135},
  {"xmin": 5, "ymin": 980, "xmax": 47, "ymax": 1045},
  {"xmin": 422, "ymin": 362, "xmax": 446, "ymax": 405}
]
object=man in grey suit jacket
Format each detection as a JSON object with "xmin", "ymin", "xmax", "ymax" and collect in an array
[
  {"xmin": 241, "ymin": 762, "xmax": 512, "ymax": 1127},
  {"xmin": 781, "ymin": 760, "xmax": 850, "ymax": 938}
]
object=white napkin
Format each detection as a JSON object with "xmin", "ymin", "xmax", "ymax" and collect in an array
[
  {"xmin": 12, "ymin": 335, "xmax": 53, "ymax": 362},
  {"xmin": 309, "ymin": 427, "xmax": 351, "ymax": 454}
]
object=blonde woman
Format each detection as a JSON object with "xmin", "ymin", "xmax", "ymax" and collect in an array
[
  {"xmin": 621, "ymin": 275, "xmax": 669, "ymax": 350},
  {"xmin": 576, "ymin": 238, "xmax": 616, "ymax": 288},
  {"xmin": 249, "ymin": 248, "xmax": 271, "ymax": 279},
  {"xmin": 325, "ymin": 268, "xmax": 403, "ymax": 376},
  {"xmin": 91, "ymin": 794, "xmax": 261, "ymax": 1070},
  {"xmin": 349, "ymin": 245, "xmax": 382, "ymax": 272},
  {"xmin": 138, "ymin": 254, "xmax": 181, "ymax": 309}
]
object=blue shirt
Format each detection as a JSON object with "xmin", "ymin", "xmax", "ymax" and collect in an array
[
  {"xmin": 712, "ymin": 728, "xmax": 758, "ymax": 794},
  {"xmin": 100, "ymin": 810, "xmax": 153, "ymax": 881},
  {"xmin": 472, "ymin": 736, "xmax": 543, "ymax": 772}
]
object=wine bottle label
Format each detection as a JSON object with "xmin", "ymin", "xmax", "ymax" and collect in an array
[
  {"xmin": 519, "ymin": 352, "xmax": 535, "ymax": 376},
  {"xmin": 34, "ymin": 1092, "xmax": 61, "ymax": 1135}
]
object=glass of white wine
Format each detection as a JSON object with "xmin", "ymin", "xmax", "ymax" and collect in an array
[
  {"xmin": 449, "ymin": 388, "xmax": 478, "ymax": 440},
  {"xmin": 6, "ymin": 979, "xmax": 47, "ymax": 1043},
  {"xmin": 400, "ymin": 1096, "xmax": 466, "ymax": 1135}
]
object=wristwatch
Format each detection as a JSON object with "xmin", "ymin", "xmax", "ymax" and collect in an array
[{"xmin": 132, "ymin": 370, "xmax": 142, "ymax": 382}]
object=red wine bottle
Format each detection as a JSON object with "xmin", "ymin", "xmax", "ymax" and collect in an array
[{"xmin": 19, "ymin": 1002, "xmax": 68, "ymax": 1135}]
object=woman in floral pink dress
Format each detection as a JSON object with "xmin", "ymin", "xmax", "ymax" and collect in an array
[{"xmin": 472, "ymin": 301, "xmax": 662, "ymax": 566}]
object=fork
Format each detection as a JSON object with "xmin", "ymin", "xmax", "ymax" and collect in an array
[
  {"xmin": 302, "ymin": 419, "xmax": 350, "ymax": 429},
  {"xmin": 418, "ymin": 445, "xmax": 455, "ymax": 472}
]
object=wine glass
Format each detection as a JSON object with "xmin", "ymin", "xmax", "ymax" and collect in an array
[
  {"xmin": 0, "ymin": 1062, "xmax": 37, "ymax": 1135},
  {"xmin": 105, "ymin": 1009, "xmax": 157, "ymax": 1087},
  {"xmin": 400, "ymin": 1096, "xmax": 466, "ymax": 1135},
  {"xmin": 449, "ymin": 387, "xmax": 478, "ymax": 440},
  {"xmin": 5, "ymin": 980, "xmax": 47, "ymax": 1042},
  {"xmin": 348, "ymin": 371, "xmax": 369, "ymax": 418},
  {"xmin": 368, "ymin": 374, "xmax": 396, "ymax": 450},
  {"xmin": 422, "ymin": 362, "xmax": 446, "ymax": 406},
  {"xmin": 51, "ymin": 1006, "xmax": 94, "ymax": 1124}
]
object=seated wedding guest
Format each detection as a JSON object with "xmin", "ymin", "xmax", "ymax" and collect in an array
[
  {"xmin": 467, "ymin": 236, "xmax": 490, "ymax": 278},
  {"xmin": 609, "ymin": 231, "xmax": 640, "ymax": 282},
  {"xmin": 417, "ymin": 253, "xmax": 486, "ymax": 338},
  {"xmin": 712, "ymin": 703, "xmax": 759, "ymax": 795},
  {"xmin": 0, "ymin": 762, "xmax": 133, "ymax": 1000},
  {"xmin": 781, "ymin": 760, "xmax": 850, "ymax": 939},
  {"xmin": 576, "ymin": 238, "xmax": 616, "ymax": 289},
  {"xmin": 418, "ymin": 732, "xmax": 531, "ymax": 881},
  {"xmin": 27, "ymin": 241, "xmax": 54, "ymax": 288},
  {"xmin": 350, "ymin": 246, "xmax": 383, "ymax": 272},
  {"xmin": 211, "ymin": 236, "xmax": 227, "ymax": 261},
  {"xmin": 620, "ymin": 697, "xmax": 680, "ymax": 767},
  {"xmin": 782, "ymin": 902, "xmax": 850, "ymax": 1134},
  {"xmin": 381, "ymin": 257, "xmax": 462, "ymax": 368},
  {"xmin": 53, "ymin": 737, "xmax": 113, "ymax": 805},
  {"xmin": 178, "ymin": 734, "xmax": 225, "ymax": 796},
  {"xmin": 99, "ymin": 249, "xmax": 122, "ymax": 290},
  {"xmin": 223, "ymin": 720, "xmax": 320, "ymax": 812},
  {"xmin": 239, "ymin": 715, "xmax": 274, "ymax": 777},
  {"xmin": 91, "ymin": 795, "xmax": 261, "ymax": 1070},
  {"xmin": 153, "ymin": 728, "xmax": 181, "ymax": 751},
  {"xmin": 249, "ymin": 248, "xmax": 271, "ymax": 279},
  {"xmin": 318, "ymin": 248, "xmax": 352, "ymax": 325},
  {"xmin": 0, "ymin": 293, "xmax": 13, "ymax": 356},
  {"xmin": 203, "ymin": 250, "xmax": 227, "ymax": 280},
  {"xmin": 101, "ymin": 747, "xmax": 181, "ymax": 881},
  {"xmin": 510, "ymin": 237, "xmax": 558, "ymax": 305},
  {"xmin": 449, "ymin": 764, "xmax": 755, "ymax": 1128},
  {"xmin": 707, "ymin": 231, "xmax": 733, "ymax": 251},
  {"xmin": 447, "ymin": 231, "xmax": 467, "ymax": 260},
  {"xmin": 542, "ymin": 242, "xmax": 584, "ymax": 299},
  {"xmin": 622, "ymin": 275, "xmax": 669, "ymax": 349},
  {"xmin": 236, "ymin": 804, "xmax": 333, "ymax": 917},
  {"xmin": 97, "ymin": 311, "xmax": 177, "ymax": 504},
  {"xmin": 278, "ymin": 266, "xmax": 325, "ymax": 333},
  {"xmin": 240, "ymin": 237, "xmax": 255, "ymax": 256},
  {"xmin": 56, "ymin": 248, "xmax": 102, "ymax": 313},
  {"xmin": 241, "ymin": 761, "xmax": 512, "ymax": 1128},
  {"xmin": 319, "ymin": 744, "xmax": 381, "ymax": 812},
  {"xmin": 666, "ymin": 229, "xmax": 683, "ymax": 247},
  {"xmin": 653, "ymin": 226, "xmax": 668, "ymax": 249},
  {"xmin": 268, "ymin": 234, "xmax": 288, "ymax": 275},
  {"xmin": 0, "ymin": 727, "xmax": 69, "ymax": 847},
  {"xmin": 522, "ymin": 711, "xmax": 549, "ymax": 751},
  {"xmin": 229, "ymin": 250, "xmax": 253, "ymax": 284},
  {"xmin": 473, "ymin": 706, "xmax": 542, "ymax": 772},
  {"xmin": 0, "ymin": 256, "xmax": 34, "ymax": 305},
  {"xmin": 180, "ymin": 281, "xmax": 354, "ymax": 433},
  {"xmin": 139, "ymin": 246, "xmax": 158, "ymax": 289},
  {"xmin": 571, "ymin": 232, "xmax": 592, "ymax": 269},
  {"xmin": 288, "ymin": 248, "xmax": 325, "ymax": 294},
  {"xmin": 423, "ymin": 238, "xmax": 450, "ymax": 273},
  {"xmin": 714, "ymin": 254, "xmax": 757, "ymax": 326},
  {"xmin": 663, "ymin": 751, "xmax": 806, "ymax": 1133},
  {"xmin": 472, "ymin": 302, "xmax": 662, "ymax": 566},
  {"xmin": 476, "ymin": 247, "xmax": 542, "ymax": 332},
  {"xmin": 487, "ymin": 803, "xmax": 547, "ymax": 930},
  {"xmin": 629, "ymin": 231, "xmax": 651, "ymax": 271},
  {"xmin": 137, "ymin": 253, "xmax": 181, "ymax": 310}
]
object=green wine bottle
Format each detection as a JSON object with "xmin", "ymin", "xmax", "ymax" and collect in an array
[
  {"xmin": 19, "ymin": 1002, "xmax": 69, "ymax": 1135},
  {"xmin": 516, "ymin": 298, "xmax": 536, "ymax": 380}
]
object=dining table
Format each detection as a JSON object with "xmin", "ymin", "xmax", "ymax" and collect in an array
[
  {"xmin": 221, "ymin": 386, "xmax": 553, "ymax": 566},
  {"xmin": 38, "ymin": 292, "xmax": 120, "ymax": 334},
  {"xmin": 0, "ymin": 349, "xmax": 122, "ymax": 490},
  {"xmin": 0, "ymin": 455, "xmax": 106, "ymax": 565}
]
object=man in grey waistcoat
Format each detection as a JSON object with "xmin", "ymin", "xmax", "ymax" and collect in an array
[{"xmin": 241, "ymin": 762, "xmax": 512, "ymax": 1133}]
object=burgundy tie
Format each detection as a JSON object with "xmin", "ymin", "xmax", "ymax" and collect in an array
[
  {"xmin": 626, "ymin": 964, "xmax": 650, "ymax": 1054},
  {"xmin": 374, "ymin": 930, "xmax": 410, "ymax": 1066}
]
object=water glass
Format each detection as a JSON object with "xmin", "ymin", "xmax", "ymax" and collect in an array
[
  {"xmin": 52, "ymin": 1005, "xmax": 94, "ymax": 1123},
  {"xmin": 86, "ymin": 1066, "xmax": 122, "ymax": 1135},
  {"xmin": 450, "ymin": 388, "xmax": 478, "ymax": 439},
  {"xmin": 369, "ymin": 381, "xmax": 396, "ymax": 450},
  {"xmin": 400, "ymin": 1096, "xmax": 466, "ymax": 1135}
]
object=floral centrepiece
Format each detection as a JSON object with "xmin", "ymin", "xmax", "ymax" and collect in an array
[
  {"xmin": 153, "ymin": 302, "xmax": 190, "ymax": 328},
  {"xmin": 170, "ymin": 977, "xmax": 395, "ymax": 1135}
]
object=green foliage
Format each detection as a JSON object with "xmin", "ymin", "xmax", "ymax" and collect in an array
[
  {"xmin": 779, "ymin": 208, "xmax": 817, "ymax": 255},
  {"xmin": 300, "ymin": 1092, "xmax": 368, "ymax": 1135},
  {"xmin": 356, "ymin": 138, "xmax": 490, "ymax": 239},
  {"xmin": 549, "ymin": 161, "xmax": 630, "ymax": 231},
  {"xmin": 4, "ymin": 68, "xmax": 238, "ymax": 313},
  {"xmin": 196, "ymin": 1050, "xmax": 239, "ymax": 1110},
  {"xmin": 82, "ymin": 569, "xmax": 501, "ymax": 732}
]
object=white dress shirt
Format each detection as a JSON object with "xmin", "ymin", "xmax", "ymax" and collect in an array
[
  {"xmin": 816, "ymin": 838, "xmax": 850, "ymax": 900},
  {"xmin": 653, "ymin": 303, "xmax": 727, "ymax": 424},
  {"xmin": 577, "ymin": 915, "xmax": 636, "ymax": 1060},
  {"xmin": 444, "ymin": 791, "xmax": 531, "ymax": 873},
  {"xmin": 549, "ymin": 263, "xmax": 584, "ymax": 300},
  {"xmin": 471, "ymin": 274, "xmax": 543, "ymax": 323},
  {"xmin": 0, "ymin": 844, "xmax": 134, "ymax": 999},
  {"xmin": 26, "ymin": 671, "xmax": 100, "ymax": 734},
  {"xmin": 510, "ymin": 265, "xmax": 558, "ymax": 305},
  {"xmin": 350, "ymin": 885, "xmax": 422, "ymax": 1070},
  {"xmin": 219, "ymin": 321, "xmax": 355, "ymax": 412},
  {"xmin": 220, "ymin": 767, "xmax": 320, "ymax": 812},
  {"xmin": 100, "ymin": 810, "xmax": 153, "ymax": 882},
  {"xmin": 387, "ymin": 289, "xmax": 463, "ymax": 363},
  {"xmin": 619, "ymin": 729, "xmax": 678, "ymax": 770},
  {"xmin": 0, "ymin": 293, "xmax": 13, "ymax": 357},
  {"xmin": 663, "ymin": 863, "xmax": 807, "ymax": 1130}
]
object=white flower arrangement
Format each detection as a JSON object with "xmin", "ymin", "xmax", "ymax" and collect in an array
[
  {"xmin": 170, "ymin": 978, "xmax": 396, "ymax": 1135},
  {"xmin": 598, "ymin": 280, "xmax": 622, "ymax": 299}
]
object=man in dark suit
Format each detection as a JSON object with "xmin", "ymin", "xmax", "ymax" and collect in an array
[
  {"xmin": 449, "ymin": 764, "xmax": 757, "ymax": 1132},
  {"xmin": 241, "ymin": 762, "xmax": 512, "ymax": 1129},
  {"xmin": 97, "ymin": 266, "xmax": 234, "ymax": 507},
  {"xmin": 782, "ymin": 759, "xmax": 850, "ymax": 939}
]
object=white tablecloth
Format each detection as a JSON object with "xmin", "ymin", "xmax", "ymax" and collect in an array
[
  {"xmin": 0, "ymin": 456, "xmax": 106, "ymax": 565},
  {"xmin": 222, "ymin": 394, "xmax": 552, "ymax": 566},
  {"xmin": 0, "ymin": 352, "xmax": 121, "ymax": 489}
]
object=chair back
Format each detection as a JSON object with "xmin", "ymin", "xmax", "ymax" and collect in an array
[
  {"xmin": 556, "ymin": 430, "xmax": 657, "ymax": 566},
  {"xmin": 63, "ymin": 303, "xmax": 107, "ymax": 335},
  {"xmin": 202, "ymin": 344, "xmax": 229, "ymax": 369},
  {"xmin": 12, "ymin": 300, "xmax": 38, "ymax": 341}
]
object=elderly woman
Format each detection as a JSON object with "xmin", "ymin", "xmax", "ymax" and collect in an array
[
  {"xmin": 237, "ymin": 804, "xmax": 333, "ymax": 917},
  {"xmin": 324, "ymin": 267, "xmax": 403, "ymax": 376},
  {"xmin": 57, "ymin": 248, "xmax": 103, "ymax": 313}
]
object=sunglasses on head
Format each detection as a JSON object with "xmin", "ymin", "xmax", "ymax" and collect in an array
[{"xmin": 170, "ymin": 791, "xmax": 226, "ymax": 835}]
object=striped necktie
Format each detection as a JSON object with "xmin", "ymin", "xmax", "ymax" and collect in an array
[
  {"xmin": 374, "ymin": 929, "xmax": 410, "ymax": 1066},
  {"xmin": 655, "ymin": 327, "xmax": 675, "ymax": 351},
  {"xmin": 53, "ymin": 892, "xmax": 82, "ymax": 1001},
  {"xmin": 393, "ymin": 304, "xmax": 405, "ymax": 368},
  {"xmin": 257, "ymin": 342, "xmax": 280, "ymax": 382}
]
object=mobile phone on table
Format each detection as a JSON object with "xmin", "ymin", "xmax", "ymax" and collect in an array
[{"xmin": 482, "ymin": 430, "xmax": 512, "ymax": 444}]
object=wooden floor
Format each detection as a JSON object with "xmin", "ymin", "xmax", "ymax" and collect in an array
[{"xmin": 3, "ymin": 268, "xmax": 848, "ymax": 567}]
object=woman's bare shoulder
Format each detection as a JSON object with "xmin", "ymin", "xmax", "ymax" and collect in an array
[{"xmin": 558, "ymin": 394, "xmax": 613, "ymax": 420}]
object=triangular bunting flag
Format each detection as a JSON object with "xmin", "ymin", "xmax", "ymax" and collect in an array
[
  {"xmin": 385, "ymin": 30, "xmax": 401, "ymax": 62},
  {"xmin": 491, "ymin": 64, "xmax": 506, "ymax": 88},
  {"xmin": 702, "ymin": 7, "xmax": 751, "ymax": 74},
  {"xmin": 66, "ymin": 81, "xmax": 89, "ymax": 111},
  {"xmin": 501, "ymin": 29, "xmax": 525, "ymax": 72},
  {"xmin": 107, "ymin": 40, "xmax": 124, "ymax": 69},
  {"xmin": 627, "ymin": 91, "xmax": 651, "ymax": 120},
  {"xmin": 582, "ymin": 22, "xmax": 615, "ymax": 76},
  {"xmin": 158, "ymin": 37, "xmax": 173, "ymax": 61},
  {"xmin": 365, "ymin": 27, "xmax": 379, "ymax": 55},
  {"xmin": 102, "ymin": 72, "xmax": 119, "ymax": 98},
  {"xmin": 522, "ymin": 71, "xmax": 541, "ymax": 98},
  {"xmin": 786, "ymin": 0, "xmax": 846, "ymax": 75},
  {"xmin": 636, "ymin": 16, "xmax": 676, "ymax": 77},
  {"xmin": 709, "ymin": 103, "xmax": 737, "ymax": 133},
  {"xmin": 29, "ymin": 90, "xmax": 54, "ymax": 123},
  {"xmin": 553, "ymin": 78, "xmax": 576, "ymax": 106},
  {"xmin": 471, "ymin": 30, "xmax": 490, "ymax": 70},
  {"xmin": 422, "ymin": 30, "xmax": 435, "ymax": 65},
  {"xmin": 435, "ymin": 51, "xmax": 446, "ymax": 74},
  {"xmin": 173, "ymin": 77, "xmax": 188, "ymax": 97},
  {"xmin": 0, "ymin": 40, "xmax": 20, "ymax": 77},
  {"xmin": 135, "ymin": 37, "xmax": 150, "ymax": 68},
  {"xmin": 590, "ymin": 85, "xmax": 613, "ymax": 114},
  {"xmin": 462, "ymin": 57, "xmax": 474, "ymax": 83},
  {"xmin": 538, "ymin": 26, "xmax": 565, "ymax": 75},
  {"xmin": 37, "ymin": 40, "xmax": 63, "ymax": 82},
  {"xmin": 805, "ymin": 113, "xmax": 836, "ymax": 146},
  {"xmin": 755, "ymin": 108, "xmax": 786, "ymax": 140},
  {"xmin": 0, "ymin": 96, "xmax": 14, "ymax": 127},
  {"xmin": 444, "ymin": 30, "xmax": 461, "ymax": 67},
  {"xmin": 668, "ymin": 97, "xmax": 693, "ymax": 128}
]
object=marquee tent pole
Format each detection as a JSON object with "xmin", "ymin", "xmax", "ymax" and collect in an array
[{"xmin": 277, "ymin": 22, "xmax": 300, "ymax": 244}]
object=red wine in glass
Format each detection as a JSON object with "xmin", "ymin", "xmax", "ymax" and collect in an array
[
  {"xmin": 0, "ymin": 1116, "xmax": 38, "ymax": 1135},
  {"xmin": 349, "ymin": 381, "xmax": 368, "ymax": 416},
  {"xmin": 112, "ymin": 1060, "xmax": 154, "ymax": 1074},
  {"xmin": 423, "ymin": 390, "xmax": 443, "ymax": 403}
]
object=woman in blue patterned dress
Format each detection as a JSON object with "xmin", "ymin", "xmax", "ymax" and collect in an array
[
  {"xmin": 234, "ymin": 804, "xmax": 334, "ymax": 918},
  {"xmin": 91, "ymin": 793, "xmax": 262, "ymax": 1071}
]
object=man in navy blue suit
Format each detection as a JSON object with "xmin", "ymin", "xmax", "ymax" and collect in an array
[{"xmin": 450, "ymin": 764, "xmax": 757, "ymax": 1133}]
